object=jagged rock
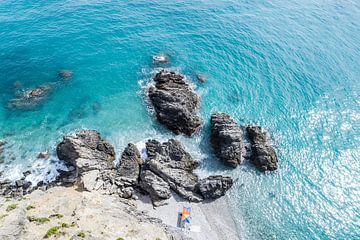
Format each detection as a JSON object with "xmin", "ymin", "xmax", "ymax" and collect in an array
[
  {"xmin": 56, "ymin": 130, "xmax": 115, "ymax": 173},
  {"xmin": 140, "ymin": 170, "xmax": 171, "ymax": 206},
  {"xmin": 118, "ymin": 143, "xmax": 142, "ymax": 182},
  {"xmin": 153, "ymin": 53, "xmax": 169, "ymax": 63},
  {"xmin": 37, "ymin": 151, "xmax": 49, "ymax": 159},
  {"xmin": 196, "ymin": 175, "xmax": 233, "ymax": 200},
  {"xmin": 143, "ymin": 139, "xmax": 203, "ymax": 202},
  {"xmin": 210, "ymin": 112, "xmax": 243, "ymax": 167},
  {"xmin": 148, "ymin": 70, "xmax": 202, "ymax": 136},
  {"xmin": 246, "ymin": 125, "xmax": 278, "ymax": 171},
  {"xmin": 0, "ymin": 140, "xmax": 6, "ymax": 147}
]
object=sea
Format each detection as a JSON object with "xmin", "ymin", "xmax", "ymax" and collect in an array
[{"xmin": 0, "ymin": 0, "xmax": 359, "ymax": 239}]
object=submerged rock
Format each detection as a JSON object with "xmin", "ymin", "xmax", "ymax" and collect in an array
[
  {"xmin": 210, "ymin": 112, "xmax": 243, "ymax": 167},
  {"xmin": 142, "ymin": 139, "xmax": 202, "ymax": 202},
  {"xmin": 0, "ymin": 140, "xmax": 6, "ymax": 147},
  {"xmin": 196, "ymin": 73, "xmax": 207, "ymax": 82},
  {"xmin": 196, "ymin": 175, "xmax": 233, "ymax": 200},
  {"xmin": 56, "ymin": 130, "xmax": 115, "ymax": 173},
  {"xmin": 246, "ymin": 125, "xmax": 278, "ymax": 171},
  {"xmin": 148, "ymin": 70, "xmax": 202, "ymax": 136},
  {"xmin": 58, "ymin": 69, "xmax": 73, "ymax": 79},
  {"xmin": 7, "ymin": 84, "xmax": 53, "ymax": 110}
]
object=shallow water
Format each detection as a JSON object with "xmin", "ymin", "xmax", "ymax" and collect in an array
[{"xmin": 0, "ymin": 0, "xmax": 359, "ymax": 239}]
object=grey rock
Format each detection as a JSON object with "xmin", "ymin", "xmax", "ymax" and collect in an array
[
  {"xmin": 118, "ymin": 143, "xmax": 142, "ymax": 182},
  {"xmin": 143, "ymin": 139, "xmax": 203, "ymax": 202},
  {"xmin": 37, "ymin": 151, "xmax": 49, "ymax": 159},
  {"xmin": 246, "ymin": 125, "xmax": 278, "ymax": 171},
  {"xmin": 140, "ymin": 170, "xmax": 171, "ymax": 206},
  {"xmin": 56, "ymin": 130, "xmax": 115, "ymax": 173},
  {"xmin": 196, "ymin": 73, "xmax": 206, "ymax": 82},
  {"xmin": 58, "ymin": 69, "xmax": 73, "ymax": 79},
  {"xmin": 148, "ymin": 70, "xmax": 202, "ymax": 136},
  {"xmin": 196, "ymin": 175, "xmax": 233, "ymax": 200},
  {"xmin": 210, "ymin": 112, "xmax": 243, "ymax": 167},
  {"xmin": 0, "ymin": 140, "xmax": 6, "ymax": 147}
]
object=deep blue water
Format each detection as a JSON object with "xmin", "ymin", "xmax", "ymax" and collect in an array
[{"xmin": 0, "ymin": 0, "xmax": 359, "ymax": 239}]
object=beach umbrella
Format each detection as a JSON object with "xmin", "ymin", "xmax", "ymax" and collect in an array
[{"xmin": 181, "ymin": 207, "xmax": 191, "ymax": 223}]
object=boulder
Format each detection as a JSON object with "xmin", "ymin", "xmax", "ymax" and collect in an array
[
  {"xmin": 196, "ymin": 175, "xmax": 233, "ymax": 200},
  {"xmin": 56, "ymin": 130, "xmax": 115, "ymax": 173},
  {"xmin": 246, "ymin": 125, "xmax": 278, "ymax": 171},
  {"xmin": 196, "ymin": 73, "xmax": 206, "ymax": 82},
  {"xmin": 148, "ymin": 70, "xmax": 202, "ymax": 136},
  {"xmin": 210, "ymin": 112, "xmax": 243, "ymax": 167},
  {"xmin": 140, "ymin": 170, "xmax": 171, "ymax": 206},
  {"xmin": 143, "ymin": 139, "xmax": 203, "ymax": 202},
  {"xmin": 118, "ymin": 143, "xmax": 142, "ymax": 182}
]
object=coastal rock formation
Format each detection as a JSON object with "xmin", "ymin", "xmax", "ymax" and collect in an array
[
  {"xmin": 56, "ymin": 130, "xmax": 115, "ymax": 173},
  {"xmin": 196, "ymin": 176, "xmax": 233, "ymax": 200},
  {"xmin": 143, "ymin": 139, "xmax": 203, "ymax": 202},
  {"xmin": 140, "ymin": 170, "xmax": 171, "ymax": 206},
  {"xmin": 210, "ymin": 112, "xmax": 243, "ymax": 167},
  {"xmin": 148, "ymin": 70, "xmax": 202, "ymax": 136},
  {"xmin": 7, "ymin": 84, "xmax": 53, "ymax": 110},
  {"xmin": 246, "ymin": 125, "xmax": 278, "ymax": 171},
  {"xmin": 118, "ymin": 143, "xmax": 142, "ymax": 182}
]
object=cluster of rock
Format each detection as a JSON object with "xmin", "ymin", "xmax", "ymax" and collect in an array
[
  {"xmin": 148, "ymin": 70, "xmax": 202, "ymax": 136},
  {"xmin": 56, "ymin": 130, "xmax": 233, "ymax": 206},
  {"xmin": 210, "ymin": 112, "xmax": 278, "ymax": 171},
  {"xmin": 7, "ymin": 69, "xmax": 72, "ymax": 110}
]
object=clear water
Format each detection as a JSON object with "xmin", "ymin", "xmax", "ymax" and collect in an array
[{"xmin": 0, "ymin": 0, "xmax": 359, "ymax": 239}]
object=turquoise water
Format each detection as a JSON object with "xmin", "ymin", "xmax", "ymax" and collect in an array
[{"xmin": 0, "ymin": 0, "xmax": 359, "ymax": 239}]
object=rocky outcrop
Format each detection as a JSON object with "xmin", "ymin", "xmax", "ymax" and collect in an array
[
  {"xmin": 148, "ymin": 70, "xmax": 202, "ymax": 136},
  {"xmin": 246, "ymin": 125, "xmax": 278, "ymax": 171},
  {"xmin": 196, "ymin": 176, "xmax": 233, "ymax": 200},
  {"xmin": 210, "ymin": 112, "xmax": 243, "ymax": 167},
  {"xmin": 143, "ymin": 139, "xmax": 203, "ymax": 202},
  {"xmin": 140, "ymin": 170, "xmax": 171, "ymax": 206},
  {"xmin": 118, "ymin": 143, "xmax": 142, "ymax": 182},
  {"xmin": 56, "ymin": 130, "xmax": 115, "ymax": 173}
]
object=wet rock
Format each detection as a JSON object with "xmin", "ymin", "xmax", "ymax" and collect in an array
[
  {"xmin": 118, "ymin": 143, "xmax": 142, "ymax": 182},
  {"xmin": 246, "ymin": 125, "xmax": 278, "ymax": 171},
  {"xmin": 142, "ymin": 139, "xmax": 203, "ymax": 202},
  {"xmin": 140, "ymin": 170, "xmax": 171, "ymax": 206},
  {"xmin": 0, "ymin": 140, "xmax": 7, "ymax": 147},
  {"xmin": 7, "ymin": 84, "xmax": 52, "ymax": 110},
  {"xmin": 37, "ymin": 151, "xmax": 49, "ymax": 159},
  {"xmin": 58, "ymin": 69, "xmax": 73, "ymax": 79},
  {"xmin": 56, "ymin": 130, "xmax": 115, "ymax": 173},
  {"xmin": 196, "ymin": 175, "xmax": 233, "ymax": 200},
  {"xmin": 153, "ymin": 53, "xmax": 169, "ymax": 63},
  {"xmin": 196, "ymin": 73, "xmax": 206, "ymax": 82},
  {"xmin": 210, "ymin": 112, "xmax": 243, "ymax": 167},
  {"xmin": 148, "ymin": 70, "xmax": 202, "ymax": 136}
]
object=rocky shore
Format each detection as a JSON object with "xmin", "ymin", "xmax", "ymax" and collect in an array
[{"xmin": 0, "ymin": 67, "xmax": 279, "ymax": 240}]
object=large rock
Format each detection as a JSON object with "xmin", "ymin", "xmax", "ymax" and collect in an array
[
  {"xmin": 142, "ymin": 139, "xmax": 203, "ymax": 202},
  {"xmin": 118, "ymin": 143, "xmax": 142, "ymax": 182},
  {"xmin": 56, "ymin": 130, "xmax": 115, "ymax": 173},
  {"xmin": 196, "ymin": 176, "xmax": 233, "ymax": 200},
  {"xmin": 148, "ymin": 70, "xmax": 202, "ymax": 136},
  {"xmin": 140, "ymin": 170, "xmax": 171, "ymax": 206},
  {"xmin": 210, "ymin": 112, "xmax": 243, "ymax": 167},
  {"xmin": 246, "ymin": 125, "xmax": 278, "ymax": 171}
]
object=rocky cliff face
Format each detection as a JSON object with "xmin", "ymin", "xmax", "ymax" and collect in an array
[{"xmin": 148, "ymin": 70, "xmax": 202, "ymax": 136}]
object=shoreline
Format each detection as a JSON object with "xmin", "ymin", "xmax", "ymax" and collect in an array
[{"xmin": 136, "ymin": 192, "xmax": 241, "ymax": 240}]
